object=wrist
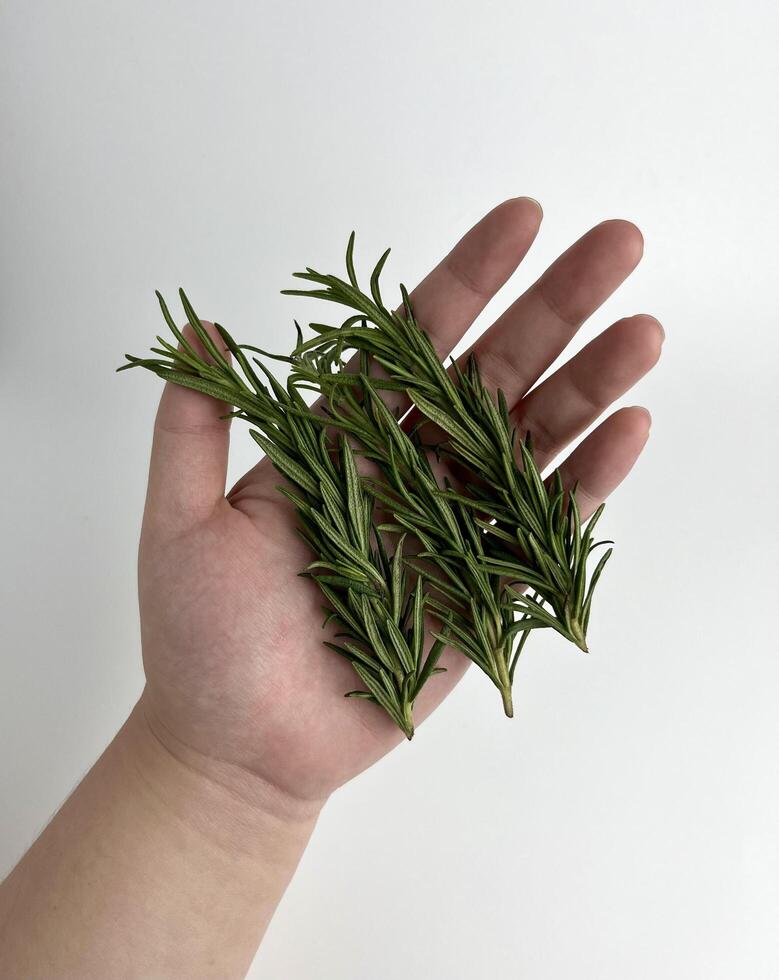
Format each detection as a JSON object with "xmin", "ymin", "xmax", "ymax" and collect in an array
[
  {"xmin": 0, "ymin": 697, "xmax": 322, "ymax": 980},
  {"xmin": 102, "ymin": 696, "xmax": 323, "ymax": 973},
  {"xmin": 125, "ymin": 692, "xmax": 324, "ymax": 860}
]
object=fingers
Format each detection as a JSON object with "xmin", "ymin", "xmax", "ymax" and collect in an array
[
  {"xmin": 468, "ymin": 219, "xmax": 645, "ymax": 404},
  {"xmin": 554, "ymin": 405, "xmax": 652, "ymax": 519},
  {"xmin": 405, "ymin": 197, "xmax": 543, "ymax": 357},
  {"xmin": 144, "ymin": 321, "xmax": 231, "ymax": 531},
  {"xmin": 233, "ymin": 206, "xmax": 647, "ymax": 521},
  {"xmin": 513, "ymin": 314, "xmax": 663, "ymax": 471}
]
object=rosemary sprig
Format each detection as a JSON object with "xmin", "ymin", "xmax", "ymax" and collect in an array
[
  {"xmin": 121, "ymin": 290, "xmax": 450, "ymax": 738},
  {"xmin": 285, "ymin": 358, "xmax": 529, "ymax": 716},
  {"xmin": 281, "ymin": 234, "xmax": 613, "ymax": 653}
]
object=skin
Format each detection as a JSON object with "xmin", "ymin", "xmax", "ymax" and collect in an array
[{"xmin": 0, "ymin": 199, "xmax": 663, "ymax": 979}]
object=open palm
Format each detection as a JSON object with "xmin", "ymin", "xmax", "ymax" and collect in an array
[{"xmin": 137, "ymin": 199, "xmax": 662, "ymax": 807}]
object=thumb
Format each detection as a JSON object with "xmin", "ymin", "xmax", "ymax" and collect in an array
[{"xmin": 143, "ymin": 319, "xmax": 232, "ymax": 532}]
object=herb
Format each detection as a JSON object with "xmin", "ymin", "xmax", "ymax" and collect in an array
[{"xmin": 121, "ymin": 234, "xmax": 613, "ymax": 735}]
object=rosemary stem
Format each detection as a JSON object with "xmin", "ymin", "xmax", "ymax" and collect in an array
[
  {"xmin": 402, "ymin": 700, "xmax": 415, "ymax": 740},
  {"xmin": 495, "ymin": 641, "xmax": 513, "ymax": 718},
  {"xmin": 500, "ymin": 684, "xmax": 514, "ymax": 719}
]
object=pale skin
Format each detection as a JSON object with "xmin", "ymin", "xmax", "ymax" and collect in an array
[{"xmin": 0, "ymin": 199, "xmax": 663, "ymax": 979}]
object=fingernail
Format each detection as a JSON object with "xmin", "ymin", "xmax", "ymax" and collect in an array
[
  {"xmin": 523, "ymin": 197, "xmax": 543, "ymax": 217},
  {"xmin": 629, "ymin": 406, "xmax": 653, "ymax": 429},
  {"xmin": 635, "ymin": 313, "xmax": 665, "ymax": 343}
]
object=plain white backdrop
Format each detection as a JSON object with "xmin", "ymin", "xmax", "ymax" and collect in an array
[{"xmin": 2, "ymin": 1, "xmax": 778, "ymax": 977}]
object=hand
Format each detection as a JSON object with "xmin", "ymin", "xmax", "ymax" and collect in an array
[
  {"xmin": 1, "ymin": 200, "xmax": 663, "ymax": 979},
  {"xmin": 138, "ymin": 198, "xmax": 663, "ymax": 808}
]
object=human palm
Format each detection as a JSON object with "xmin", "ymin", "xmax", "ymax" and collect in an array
[{"xmin": 137, "ymin": 199, "xmax": 662, "ymax": 806}]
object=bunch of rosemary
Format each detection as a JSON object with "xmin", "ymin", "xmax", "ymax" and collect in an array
[{"xmin": 122, "ymin": 236, "xmax": 613, "ymax": 736}]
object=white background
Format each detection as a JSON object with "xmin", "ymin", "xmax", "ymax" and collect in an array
[{"xmin": 2, "ymin": 2, "xmax": 778, "ymax": 977}]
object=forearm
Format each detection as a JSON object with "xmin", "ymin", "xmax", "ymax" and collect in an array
[{"xmin": 0, "ymin": 697, "xmax": 322, "ymax": 980}]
